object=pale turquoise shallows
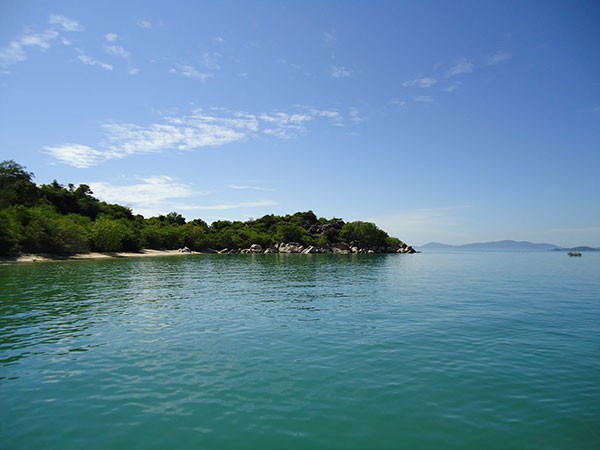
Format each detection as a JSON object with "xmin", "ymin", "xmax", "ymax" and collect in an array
[{"xmin": 1, "ymin": 253, "xmax": 599, "ymax": 450}]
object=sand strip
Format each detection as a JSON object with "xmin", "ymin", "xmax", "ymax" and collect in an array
[{"xmin": 0, "ymin": 249, "xmax": 199, "ymax": 264}]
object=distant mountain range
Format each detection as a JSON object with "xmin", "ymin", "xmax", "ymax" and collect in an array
[{"xmin": 419, "ymin": 240, "xmax": 564, "ymax": 252}]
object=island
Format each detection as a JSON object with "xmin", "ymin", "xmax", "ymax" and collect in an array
[{"xmin": 0, "ymin": 160, "xmax": 416, "ymax": 261}]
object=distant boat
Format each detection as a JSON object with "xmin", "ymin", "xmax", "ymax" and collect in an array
[{"xmin": 568, "ymin": 251, "xmax": 582, "ymax": 257}]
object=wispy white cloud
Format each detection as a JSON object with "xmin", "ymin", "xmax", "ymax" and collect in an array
[
  {"xmin": 0, "ymin": 29, "xmax": 58, "ymax": 67},
  {"xmin": 49, "ymin": 14, "xmax": 84, "ymax": 32},
  {"xmin": 441, "ymin": 81, "xmax": 461, "ymax": 93},
  {"xmin": 89, "ymin": 176, "xmax": 207, "ymax": 217},
  {"xmin": 415, "ymin": 95, "xmax": 434, "ymax": 103},
  {"xmin": 403, "ymin": 77, "xmax": 437, "ymax": 88},
  {"xmin": 485, "ymin": 50, "xmax": 513, "ymax": 66},
  {"xmin": 19, "ymin": 30, "xmax": 59, "ymax": 49},
  {"xmin": 323, "ymin": 29, "xmax": 341, "ymax": 62},
  {"xmin": 390, "ymin": 98, "xmax": 407, "ymax": 108},
  {"xmin": 169, "ymin": 64, "xmax": 212, "ymax": 81},
  {"xmin": 101, "ymin": 112, "xmax": 254, "ymax": 154},
  {"xmin": 229, "ymin": 184, "xmax": 275, "ymax": 192},
  {"xmin": 322, "ymin": 30, "xmax": 336, "ymax": 50},
  {"xmin": 90, "ymin": 176, "xmax": 195, "ymax": 204},
  {"xmin": 101, "ymin": 33, "xmax": 131, "ymax": 63},
  {"xmin": 445, "ymin": 59, "xmax": 474, "ymax": 77},
  {"xmin": 310, "ymin": 109, "xmax": 340, "ymax": 119},
  {"xmin": 202, "ymin": 52, "xmax": 221, "ymax": 71},
  {"xmin": 310, "ymin": 108, "xmax": 344, "ymax": 127},
  {"xmin": 0, "ymin": 14, "xmax": 81, "ymax": 69},
  {"xmin": 44, "ymin": 144, "xmax": 106, "ymax": 168},
  {"xmin": 260, "ymin": 112, "xmax": 313, "ymax": 138},
  {"xmin": 46, "ymin": 111, "xmax": 257, "ymax": 167},
  {"xmin": 45, "ymin": 107, "xmax": 350, "ymax": 167},
  {"xmin": 137, "ymin": 19, "xmax": 155, "ymax": 29},
  {"xmin": 89, "ymin": 175, "xmax": 278, "ymax": 217},
  {"xmin": 104, "ymin": 44, "xmax": 130, "ymax": 59},
  {"xmin": 330, "ymin": 65, "xmax": 352, "ymax": 78},
  {"xmin": 77, "ymin": 49, "xmax": 113, "ymax": 71},
  {"xmin": 186, "ymin": 200, "xmax": 278, "ymax": 211},
  {"xmin": 349, "ymin": 107, "xmax": 364, "ymax": 124}
]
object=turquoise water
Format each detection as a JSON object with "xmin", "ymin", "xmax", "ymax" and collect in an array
[{"xmin": 1, "ymin": 252, "xmax": 599, "ymax": 449}]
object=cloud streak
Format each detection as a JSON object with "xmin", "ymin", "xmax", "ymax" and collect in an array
[
  {"xmin": 485, "ymin": 51, "xmax": 513, "ymax": 66},
  {"xmin": 330, "ymin": 65, "xmax": 352, "ymax": 78},
  {"xmin": 77, "ymin": 50, "xmax": 113, "ymax": 71},
  {"xmin": 88, "ymin": 176, "xmax": 277, "ymax": 218},
  {"xmin": 169, "ymin": 64, "xmax": 212, "ymax": 81},
  {"xmin": 90, "ymin": 176, "xmax": 196, "ymax": 206},
  {"xmin": 186, "ymin": 200, "xmax": 278, "ymax": 211},
  {"xmin": 89, "ymin": 176, "xmax": 201, "ymax": 217},
  {"xmin": 137, "ymin": 19, "xmax": 160, "ymax": 29},
  {"xmin": 104, "ymin": 45, "xmax": 130, "ymax": 59},
  {"xmin": 49, "ymin": 14, "xmax": 84, "ymax": 32},
  {"xmin": 229, "ymin": 184, "xmax": 275, "ymax": 192},
  {"xmin": 0, "ymin": 14, "xmax": 82, "ymax": 68},
  {"xmin": 415, "ymin": 95, "xmax": 434, "ymax": 103},
  {"xmin": 403, "ymin": 77, "xmax": 437, "ymax": 88},
  {"xmin": 103, "ymin": 35, "xmax": 130, "ymax": 59},
  {"xmin": 45, "ymin": 107, "xmax": 346, "ymax": 167},
  {"xmin": 0, "ymin": 29, "xmax": 58, "ymax": 67},
  {"xmin": 445, "ymin": 59, "xmax": 474, "ymax": 77},
  {"xmin": 45, "ymin": 144, "xmax": 106, "ymax": 168}
]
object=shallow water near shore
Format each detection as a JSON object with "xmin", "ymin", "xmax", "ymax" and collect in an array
[{"xmin": 1, "ymin": 252, "xmax": 599, "ymax": 449}]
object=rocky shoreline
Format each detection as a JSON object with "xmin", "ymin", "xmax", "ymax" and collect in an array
[
  {"xmin": 202, "ymin": 241, "xmax": 418, "ymax": 255},
  {"xmin": 2, "ymin": 242, "xmax": 418, "ymax": 264}
]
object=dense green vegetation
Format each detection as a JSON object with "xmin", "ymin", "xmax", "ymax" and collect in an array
[{"xmin": 0, "ymin": 160, "xmax": 404, "ymax": 256}]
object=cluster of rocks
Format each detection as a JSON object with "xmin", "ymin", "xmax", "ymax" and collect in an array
[{"xmin": 216, "ymin": 242, "xmax": 417, "ymax": 255}]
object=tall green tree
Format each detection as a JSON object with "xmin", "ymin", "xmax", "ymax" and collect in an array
[
  {"xmin": 39, "ymin": 181, "xmax": 102, "ymax": 219},
  {"xmin": 0, "ymin": 207, "xmax": 21, "ymax": 255},
  {"xmin": 0, "ymin": 160, "xmax": 38, "ymax": 208}
]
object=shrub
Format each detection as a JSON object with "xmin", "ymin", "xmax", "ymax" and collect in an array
[{"xmin": 340, "ymin": 221, "xmax": 389, "ymax": 248}]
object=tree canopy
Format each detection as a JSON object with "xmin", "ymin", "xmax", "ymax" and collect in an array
[{"xmin": 0, "ymin": 160, "xmax": 405, "ymax": 256}]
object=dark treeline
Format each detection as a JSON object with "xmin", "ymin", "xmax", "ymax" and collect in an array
[{"xmin": 0, "ymin": 160, "xmax": 405, "ymax": 256}]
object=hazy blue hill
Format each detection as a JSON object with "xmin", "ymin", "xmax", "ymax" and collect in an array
[{"xmin": 419, "ymin": 240, "xmax": 559, "ymax": 252}]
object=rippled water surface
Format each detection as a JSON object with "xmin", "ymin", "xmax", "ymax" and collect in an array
[{"xmin": 1, "ymin": 252, "xmax": 599, "ymax": 449}]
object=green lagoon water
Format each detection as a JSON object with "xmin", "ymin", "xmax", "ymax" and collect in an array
[{"xmin": 1, "ymin": 252, "xmax": 599, "ymax": 449}]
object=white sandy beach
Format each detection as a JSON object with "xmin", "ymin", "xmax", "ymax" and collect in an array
[{"xmin": 0, "ymin": 249, "xmax": 198, "ymax": 264}]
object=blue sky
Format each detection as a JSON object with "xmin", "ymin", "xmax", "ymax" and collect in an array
[{"xmin": 1, "ymin": 1, "xmax": 599, "ymax": 246}]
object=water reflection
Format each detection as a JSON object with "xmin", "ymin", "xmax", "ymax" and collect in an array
[
  {"xmin": 209, "ymin": 254, "xmax": 394, "ymax": 316},
  {"xmin": 1, "ymin": 261, "xmax": 113, "ymax": 366},
  {"xmin": 0, "ymin": 254, "xmax": 396, "ymax": 373}
]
